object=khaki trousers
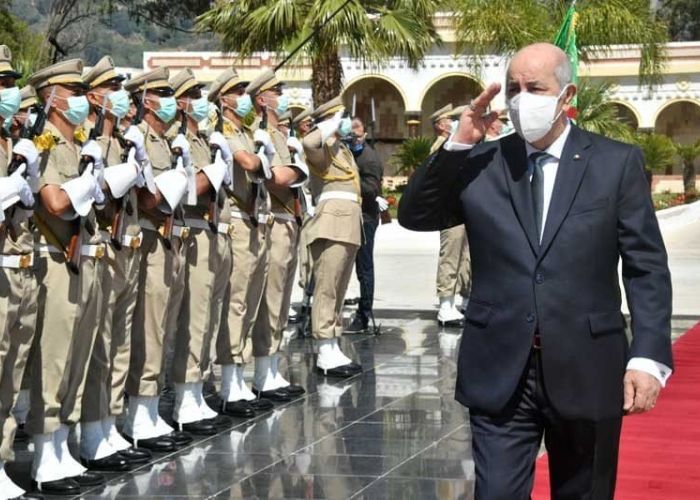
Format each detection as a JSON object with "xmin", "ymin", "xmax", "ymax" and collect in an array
[
  {"xmin": 297, "ymin": 223, "xmax": 313, "ymax": 290},
  {"xmin": 252, "ymin": 219, "xmax": 298, "ymax": 357},
  {"xmin": 310, "ymin": 239, "xmax": 358, "ymax": 339},
  {"xmin": 216, "ymin": 218, "xmax": 268, "ymax": 366},
  {"xmin": 172, "ymin": 229, "xmax": 232, "ymax": 384},
  {"xmin": 127, "ymin": 231, "xmax": 186, "ymax": 397},
  {"xmin": 82, "ymin": 244, "xmax": 140, "ymax": 422},
  {"xmin": 436, "ymin": 225, "xmax": 471, "ymax": 299},
  {"xmin": 0, "ymin": 267, "xmax": 37, "ymax": 461},
  {"xmin": 28, "ymin": 254, "xmax": 102, "ymax": 435}
]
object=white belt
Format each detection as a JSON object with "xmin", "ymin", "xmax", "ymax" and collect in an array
[
  {"xmin": 184, "ymin": 217, "xmax": 234, "ymax": 236},
  {"xmin": 271, "ymin": 212, "xmax": 296, "ymax": 223},
  {"xmin": 0, "ymin": 253, "xmax": 33, "ymax": 269},
  {"xmin": 317, "ymin": 191, "xmax": 360, "ymax": 204},
  {"xmin": 230, "ymin": 210, "xmax": 273, "ymax": 225},
  {"xmin": 139, "ymin": 218, "xmax": 190, "ymax": 239},
  {"xmin": 36, "ymin": 243, "xmax": 106, "ymax": 259},
  {"xmin": 99, "ymin": 230, "xmax": 143, "ymax": 249}
]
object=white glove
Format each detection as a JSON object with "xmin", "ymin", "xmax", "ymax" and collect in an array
[
  {"xmin": 376, "ymin": 196, "xmax": 389, "ymax": 211},
  {"xmin": 317, "ymin": 110, "xmax": 343, "ymax": 143},
  {"xmin": 209, "ymin": 131, "xmax": 232, "ymax": 163},
  {"xmin": 171, "ymin": 133, "xmax": 191, "ymax": 167},
  {"xmin": 201, "ymin": 150, "xmax": 228, "ymax": 193},
  {"xmin": 155, "ymin": 160, "xmax": 189, "ymax": 211},
  {"xmin": 288, "ymin": 160, "xmax": 309, "ymax": 188},
  {"xmin": 124, "ymin": 125, "xmax": 147, "ymax": 162},
  {"xmin": 0, "ymin": 165, "xmax": 34, "ymax": 210},
  {"xmin": 255, "ymin": 149, "xmax": 272, "ymax": 181},
  {"xmin": 253, "ymin": 129, "xmax": 276, "ymax": 158},
  {"xmin": 12, "ymin": 139, "xmax": 40, "ymax": 178},
  {"xmin": 80, "ymin": 140, "xmax": 104, "ymax": 171},
  {"xmin": 287, "ymin": 136, "xmax": 303, "ymax": 155},
  {"xmin": 138, "ymin": 159, "xmax": 157, "ymax": 193},
  {"xmin": 60, "ymin": 164, "xmax": 101, "ymax": 217},
  {"xmin": 103, "ymin": 148, "xmax": 140, "ymax": 198}
]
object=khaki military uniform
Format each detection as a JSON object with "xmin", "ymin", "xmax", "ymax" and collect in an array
[
  {"xmin": 81, "ymin": 130, "xmax": 141, "ymax": 422},
  {"xmin": 126, "ymin": 122, "xmax": 187, "ymax": 397},
  {"xmin": 430, "ymin": 135, "xmax": 471, "ymax": 299},
  {"xmin": 27, "ymin": 122, "xmax": 105, "ymax": 435},
  {"xmin": 172, "ymin": 129, "xmax": 233, "ymax": 384},
  {"xmin": 215, "ymin": 119, "xmax": 270, "ymax": 366},
  {"xmin": 0, "ymin": 134, "xmax": 38, "ymax": 461},
  {"xmin": 251, "ymin": 126, "xmax": 299, "ymax": 357},
  {"xmin": 302, "ymin": 128, "xmax": 362, "ymax": 339}
]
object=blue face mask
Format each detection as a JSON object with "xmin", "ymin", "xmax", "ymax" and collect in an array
[
  {"xmin": 274, "ymin": 94, "xmax": 289, "ymax": 116},
  {"xmin": 233, "ymin": 93, "xmax": 252, "ymax": 118},
  {"xmin": 154, "ymin": 96, "xmax": 177, "ymax": 123},
  {"xmin": 0, "ymin": 86, "xmax": 21, "ymax": 120},
  {"xmin": 61, "ymin": 95, "xmax": 90, "ymax": 125},
  {"xmin": 188, "ymin": 97, "xmax": 210, "ymax": 122},
  {"xmin": 338, "ymin": 117, "xmax": 352, "ymax": 138},
  {"xmin": 107, "ymin": 89, "xmax": 130, "ymax": 119}
]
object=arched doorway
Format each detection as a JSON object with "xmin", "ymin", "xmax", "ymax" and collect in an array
[
  {"xmin": 420, "ymin": 74, "xmax": 483, "ymax": 137},
  {"xmin": 655, "ymin": 100, "xmax": 700, "ymax": 175},
  {"xmin": 342, "ymin": 76, "xmax": 407, "ymax": 140},
  {"xmin": 609, "ymin": 101, "xmax": 640, "ymax": 130}
]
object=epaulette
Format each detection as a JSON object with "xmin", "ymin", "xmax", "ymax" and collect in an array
[
  {"xmin": 74, "ymin": 126, "xmax": 88, "ymax": 144},
  {"xmin": 34, "ymin": 131, "xmax": 58, "ymax": 152}
]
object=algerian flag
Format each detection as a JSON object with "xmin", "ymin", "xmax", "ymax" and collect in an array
[{"xmin": 553, "ymin": 0, "xmax": 578, "ymax": 119}]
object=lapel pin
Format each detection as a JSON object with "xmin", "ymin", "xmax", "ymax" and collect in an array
[{"xmin": 573, "ymin": 154, "xmax": 581, "ymax": 161}]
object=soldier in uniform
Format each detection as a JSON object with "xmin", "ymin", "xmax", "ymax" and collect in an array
[
  {"xmin": 247, "ymin": 69, "xmax": 308, "ymax": 400},
  {"xmin": 27, "ymin": 59, "xmax": 108, "ymax": 494},
  {"xmin": 301, "ymin": 96, "xmax": 363, "ymax": 377},
  {"xmin": 208, "ymin": 67, "xmax": 273, "ymax": 418},
  {"xmin": 168, "ymin": 68, "xmax": 233, "ymax": 434},
  {"xmin": 122, "ymin": 67, "xmax": 193, "ymax": 452},
  {"xmin": 429, "ymin": 104, "xmax": 469, "ymax": 327},
  {"xmin": 78, "ymin": 56, "xmax": 152, "ymax": 471},
  {"xmin": 0, "ymin": 46, "xmax": 39, "ymax": 498}
]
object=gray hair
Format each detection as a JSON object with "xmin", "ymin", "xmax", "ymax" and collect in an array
[{"xmin": 554, "ymin": 56, "xmax": 573, "ymax": 90}]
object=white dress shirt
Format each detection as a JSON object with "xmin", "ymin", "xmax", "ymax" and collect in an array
[{"xmin": 444, "ymin": 125, "xmax": 672, "ymax": 387}]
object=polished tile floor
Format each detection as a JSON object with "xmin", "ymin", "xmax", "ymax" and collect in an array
[{"xmin": 7, "ymin": 311, "xmax": 695, "ymax": 499}]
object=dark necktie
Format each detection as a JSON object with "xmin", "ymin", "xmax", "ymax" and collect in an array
[{"xmin": 530, "ymin": 152, "xmax": 550, "ymax": 242}]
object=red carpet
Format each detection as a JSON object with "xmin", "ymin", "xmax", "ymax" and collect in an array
[{"xmin": 533, "ymin": 321, "xmax": 700, "ymax": 499}]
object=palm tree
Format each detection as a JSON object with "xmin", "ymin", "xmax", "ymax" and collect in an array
[
  {"xmin": 198, "ymin": 0, "xmax": 444, "ymax": 104},
  {"xmin": 575, "ymin": 80, "xmax": 635, "ymax": 142},
  {"xmin": 675, "ymin": 141, "xmax": 700, "ymax": 198},
  {"xmin": 451, "ymin": 0, "xmax": 669, "ymax": 87},
  {"xmin": 635, "ymin": 133, "xmax": 676, "ymax": 175},
  {"xmin": 391, "ymin": 136, "xmax": 433, "ymax": 175}
]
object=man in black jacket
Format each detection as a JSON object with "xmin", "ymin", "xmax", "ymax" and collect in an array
[
  {"xmin": 345, "ymin": 116, "xmax": 386, "ymax": 333},
  {"xmin": 398, "ymin": 43, "xmax": 672, "ymax": 499}
]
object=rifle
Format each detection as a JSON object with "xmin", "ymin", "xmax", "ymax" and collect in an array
[
  {"xmin": 67, "ymin": 95, "xmax": 106, "ymax": 274},
  {"xmin": 161, "ymin": 109, "xmax": 188, "ymax": 249},
  {"xmin": 369, "ymin": 97, "xmax": 377, "ymax": 148},
  {"xmin": 207, "ymin": 107, "xmax": 223, "ymax": 232},
  {"xmin": 250, "ymin": 108, "xmax": 269, "ymax": 228},
  {"xmin": 109, "ymin": 127, "xmax": 135, "ymax": 250}
]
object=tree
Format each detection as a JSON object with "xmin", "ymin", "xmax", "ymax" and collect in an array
[
  {"xmin": 574, "ymin": 80, "xmax": 635, "ymax": 143},
  {"xmin": 658, "ymin": 0, "xmax": 700, "ymax": 41},
  {"xmin": 391, "ymin": 136, "xmax": 433, "ymax": 175},
  {"xmin": 0, "ymin": 0, "xmax": 49, "ymax": 83},
  {"xmin": 674, "ymin": 141, "xmax": 700, "ymax": 198},
  {"xmin": 635, "ymin": 133, "xmax": 676, "ymax": 175},
  {"xmin": 198, "ymin": 0, "xmax": 444, "ymax": 105},
  {"xmin": 451, "ymin": 0, "xmax": 670, "ymax": 87}
]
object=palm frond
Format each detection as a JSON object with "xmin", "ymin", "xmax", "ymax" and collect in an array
[{"xmin": 574, "ymin": 80, "xmax": 635, "ymax": 143}]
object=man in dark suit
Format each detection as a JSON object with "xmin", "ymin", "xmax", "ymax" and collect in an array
[{"xmin": 398, "ymin": 43, "xmax": 673, "ymax": 500}]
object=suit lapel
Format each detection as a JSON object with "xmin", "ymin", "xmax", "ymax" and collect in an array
[
  {"xmin": 538, "ymin": 126, "xmax": 592, "ymax": 260},
  {"xmin": 501, "ymin": 134, "xmax": 539, "ymax": 255}
]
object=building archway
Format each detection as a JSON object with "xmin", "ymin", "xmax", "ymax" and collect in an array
[
  {"xmin": 342, "ymin": 75, "xmax": 407, "ymax": 141},
  {"xmin": 655, "ymin": 100, "xmax": 700, "ymax": 175},
  {"xmin": 609, "ymin": 100, "xmax": 640, "ymax": 130},
  {"xmin": 420, "ymin": 74, "xmax": 484, "ymax": 137}
]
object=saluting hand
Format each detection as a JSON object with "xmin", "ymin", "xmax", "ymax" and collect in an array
[{"xmin": 452, "ymin": 83, "xmax": 502, "ymax": 145}]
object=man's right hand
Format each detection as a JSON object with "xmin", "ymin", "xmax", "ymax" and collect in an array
[
  {"xmin": 452, "ymin": 83, "xmax": 502, "ymax": 145},
  {"xmin": 124, "ymin": 126, "xmax": 147, "ymax": 162}
]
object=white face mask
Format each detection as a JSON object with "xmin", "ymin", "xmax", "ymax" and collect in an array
[{"xmin": 507, "ymin": 85, "xmax": 570, "ymax": 143}]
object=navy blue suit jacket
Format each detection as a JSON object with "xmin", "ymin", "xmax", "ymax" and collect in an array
[{"xmin": 398, "ymin": 126, "xmax": 673, "ymax": 420}]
